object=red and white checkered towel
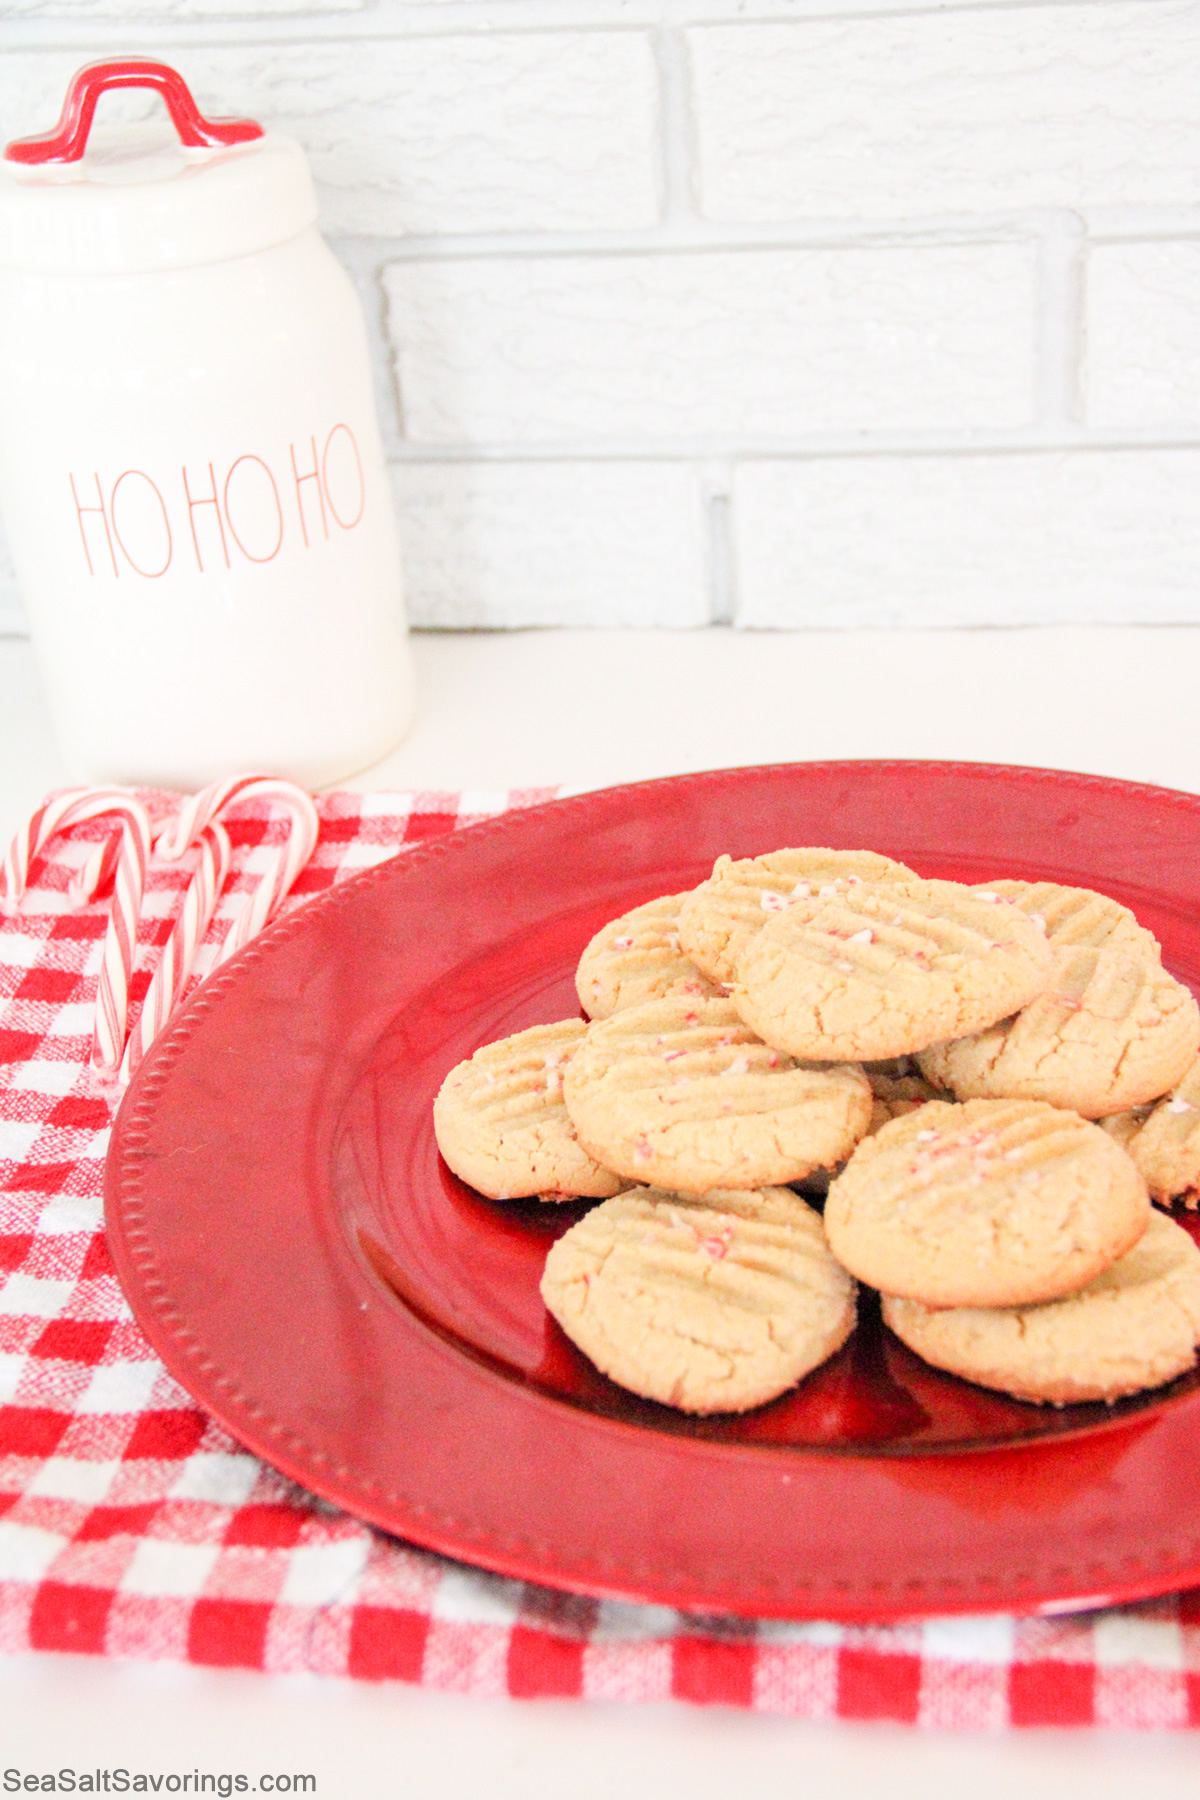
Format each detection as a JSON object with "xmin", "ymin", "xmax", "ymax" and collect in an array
[{"xmin": 2, "ymin": 787, "xmax": 1200, "ymax": 1727}]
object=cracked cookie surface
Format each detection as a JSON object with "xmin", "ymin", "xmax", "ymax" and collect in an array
[
  {"xmin": 883, "ymin": 1209, "xmax": 1200, "ymax": 1404},
  {"xmin": 677, "ymin": 847, "xmax": 917, "ymax": 985},
  {"xmin": 540, "ymin": 1184, "xmax": 856, "ymax": 1413},
  {"xmin": 731, "ymin": 879, "xmax": 1053, "ymax": 1062},
  {"xmin": 561, "ymin": 995, "xmax": 872, "ymax": 1194},
  {"xmin": 433, "ymin": 1020, "xmax": 629, "ymax": 1202},
  {"xmin": 969, "ymin": 879, "xmax": 1161, "ymax": 962},
  {"xmin": 918, "ymin": 946, "xmax": 1200, "ymax": 1118},
  {"xmin": 575, "ymin": 891, "xmax": 722, "ymax": 1020},
  {"xmin": 825, "ymin": 1098, "xmax": 1149, "ymax": 1308}
]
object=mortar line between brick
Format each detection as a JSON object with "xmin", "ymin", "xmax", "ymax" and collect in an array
[
  {"xmin": 652, "ymin": 26, "xmax": 697, "ymax": 223},
  {"xmin": 700, "ymin": 463, "xmax": 736, "ymax": 624},
  {"xmin": 367, "ymin": 216, "xmax": 1075, "ymax": 263},
  {"xmin": 1034, "ymin": 218, "xmax": 1086, "ymax": 427},
  {"xmin": 384, "ymin": 430, "xmax": 1200, "ymax": 464}
]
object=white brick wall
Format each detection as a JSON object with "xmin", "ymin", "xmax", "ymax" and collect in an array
[
  {"xmin": 733, "ymin": 450, "xmax": 1200, "ymax": 629},
  {"xmin": 384, "ymin": 243, "xmax": 1038, "ymax": 441},
  {"xmin": 2, "ymin": 0, "xmax": 1200, "ymax": 634}
]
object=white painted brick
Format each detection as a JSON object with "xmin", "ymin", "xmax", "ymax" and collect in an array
[
  {"xmin": 692, "ymin": 4, "xmax": 1200, "ymax": 223},
  {"xmin": 391, "ymin": 460, "xmax": 708, "ymax": 626},
  {"xmin": 0, "ymin": 36, "xmax": 659, "ymax": 238},
  {"xmin": 733, "ymin": 450, "xmax": 1200, "ymax": 628},
  {"xmin": 1086, "ymin": 240, "xmax": 1200, "ymax": 428},
  {"xmin": 385, "ymin": 243, "xmax": 1036, "ymax": 444}
]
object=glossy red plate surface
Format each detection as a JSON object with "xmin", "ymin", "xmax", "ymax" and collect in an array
[{"xmin": 105, "ymin": 761, "xmax": 1200, "ymax": 1621}]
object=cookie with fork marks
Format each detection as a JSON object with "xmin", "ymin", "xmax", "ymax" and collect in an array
[
  {"xmin": 919, "ymin": 946, "xmax": 1200, "ymax": 1119},
  {"xmin": 576, "ymin": 891, "xmax": 721, "ymax": 1019},
  {"xmin": 825, "ymin": 1098, "xmax": 1149, "ymax": 1309},
  {"xmin": 732, "ymin": 879, "xmax": 1053, "ymax": 1062},
  {"xmin": 561, "ymin": 995, "xmax": 871, "ymax": 1194},
  {"xmin": 677, "ymin": 847, "xmax": 918, "ymax": 985},
  {"xmin": 434, "ymin": 1020, "xmax": 628, "ymax": 1202},
  {"xmin": 883, "ymin": 1210, "xmax": 1200, "ymax": 1405},
  {"xmin": 541, "ymin": 1185, "xmax": 855, "ymax": 1414}
]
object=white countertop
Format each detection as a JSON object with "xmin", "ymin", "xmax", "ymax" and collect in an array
[{"xmin": 4, "ymin": 625, "xmax": 1200, "ymax": 1797}]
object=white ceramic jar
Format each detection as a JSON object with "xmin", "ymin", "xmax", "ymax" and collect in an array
[{"xmin": 0, "ymin": 61, "xmax": 414, "ymax": 789}]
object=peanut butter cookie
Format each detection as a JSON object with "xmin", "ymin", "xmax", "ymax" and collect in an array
[
  {"xmin": 434, "ymin": 1020, "xmax": 628, "ymax": 1202},
  {"xmin": 575, "ymin": 892, "xmax": 721, "ymax": 1019},
  {"xmin": 732, "ymin": 879, "xmax": 1053, "ymax": 1062},
  {"xmin": 561, "ymin": 995, "xmax": 872, "ymax": 1194},
  {"xmin": 1122, "ymin": 1056, "xmax": 1200, "ymax": 1207},
  {"xmin": 919, "ymin": 946, "xmax": 1200, "ymax": 1118},
  {"xmin": 541, "ymin": 1185, "xmax": 855, "ymax": 1413},
  {"xmin": 883, "ymin": 1209, "xmax": 1200, "ymax": 1405},
  {"xmin": 825, "ymin": 1098, "xmax": 1149, "ymax": 1308},
  {"xmin": 678, "ymin": 847, "xmax": 917, "ymax": 985},
  {"xmin": 970, "ymin": 879, "xmax": 1160, "ymax": 962}
]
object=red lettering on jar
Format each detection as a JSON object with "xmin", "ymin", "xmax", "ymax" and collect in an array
[
  {"xmin": 110, "ymin": 469, "xmax": 173, "ymax": 578},
  {"xmin": 222, "ymin": 454, "xmax": 284, "ymax": 564},
  {"xmin": 69, "ymin": 472, "xmax": 119, "ymax": 578},
  {"xmin": 182, "ymin": 461, "xmax": 231, "ymax": 573},
  {"xmin": 322, "ymin": 424, "xmax": 365, "ymax": 530},
  {"xmin": 68, "ymin": 427, "xmax": 368, "ymax": 578}
]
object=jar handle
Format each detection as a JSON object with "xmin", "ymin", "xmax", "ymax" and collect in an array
[{"xmin": 3, "ymin": 59, "xmax": 265, "ymax": 165}]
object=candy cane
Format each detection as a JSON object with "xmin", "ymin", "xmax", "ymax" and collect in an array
[
  {"xmin": 91, "ymin": 803, "xmax": 153, "ymax": 1079},
  {"xmin": 120, "ymin": 817, "xmax": 232, "ymax": 1083},
  {"xmin": 155, "ymin": 774, "xmax": 319, "ymax": 969},
  {"xmin": 0, "ymin": 786, "xmax": 153, "ymax": 1079},
  {"xmin": 1, "ymin": 785, "xmax": 142, "ymax": 911}
]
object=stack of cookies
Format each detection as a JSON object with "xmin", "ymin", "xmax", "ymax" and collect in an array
[{"xmin": 433, "ymin": 848, "xmax": 1200, "ymax": 1417}]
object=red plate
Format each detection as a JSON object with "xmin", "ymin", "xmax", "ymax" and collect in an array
[{"xmin": 105, "ymin": 761, "xmax": 1200, "ymax": 1622}]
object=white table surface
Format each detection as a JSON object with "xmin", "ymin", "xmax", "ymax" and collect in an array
[{"xmin": 3, "ymin": 625, "xmax": 1200, "ymax": 1797}]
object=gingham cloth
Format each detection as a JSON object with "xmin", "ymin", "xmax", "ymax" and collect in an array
[{"xmin": 3, "ymin": 787, "xmax": 1200, "ymax": 1728}]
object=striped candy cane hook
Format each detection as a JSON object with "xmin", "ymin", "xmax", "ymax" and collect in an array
[
  {"xmin": 156, "ymin": 774, "xmax": 319, "ymax": 970},
  {"xmin": 120, "ymin": 818, "xmax": 232, "ymax": 1084},
  {"xmin": 0, "ymin": 787, "xmax": 153, "ymax": 1079}
]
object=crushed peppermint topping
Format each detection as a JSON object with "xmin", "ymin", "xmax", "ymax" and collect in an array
[
  {"xmin": 977, "ymin": 892, "xmax": 1000, "ymax": 903},
  {"xmin": 633, "ymin": 1135, "xmax": 654, "ymax": 1162},
  {"xmin": 847, "ymin": 927, "xmax": 874, "ymax": 945},
  {"xmin": 1030, "ymin": 913, "xmax": 1048, "ymax": 932},
  {"xmin": 545, "ymin": 1070, "xmax": 561, "ymax": 1095},
  {"xmin": 915, "ymin": 1129, "xmax": 938, "ymax": 1142},
  {"xmin": 761, "ymin": 890, "xmax": 788, "ymax": 913},
  {"xmin": 792, "ymin": 881, "xmax": 812, "ymax": 898},
  {"xmin": 725, "ymin": 1055, "xmax": 752, "ymax": 1076},
  {"xmin": 767, "ymin": 1049, "xmax": 779, "ymax": 1067},
  {"xmin": 700, "ymin": 1226, "xmax": 734, "ymax": 1260},
  {"xmin": 613, "ymin": 935, "xmax": 635, "ymax": 950},
  {"xmin": 818, "ymin": 882, "xmax": 841, "ymax": 898},
  {"xmin": 1167, "ymin": 1097, "xmax": 1195, "ymax": 1114},
  {"xmin": 662, "ymin": 1048, "xmax": 686, "ymax": 1061},
  {"xmin": 835, "ymin": 959, "xmax": 855, "ymax": 973},
  {"xmin": 665, "ymin": 932, "xmax": 681, "ymax": 952}
]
